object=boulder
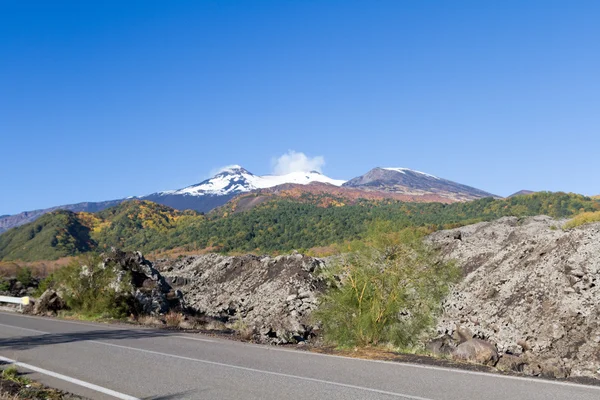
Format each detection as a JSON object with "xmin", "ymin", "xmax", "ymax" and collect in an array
[
  {"xmin": 454, "ymin": 325, "xmax": 473, "ymax": 343},
  {"xmin": 496, "ymin": 354, "xmax": 526, "ymax": 372},
  {"xmin": 426, "ymin": 335, "xmax": 455, "ymax": 356},
  {"xmin": 452, "ymin": 339, "xmax": 499, "ymax": 366},
  {"xmin": 32, "ymin": 289, "xmax": 65, "ymax": 315}
]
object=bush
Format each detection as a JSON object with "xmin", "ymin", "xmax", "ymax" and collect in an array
[
  {"xmin": 39, "ymin": 254, "xmax": 132, "ymax": 319},
  {"xmin": 15, "ymin": 266, "xmax": 33, "ymax": 287},
  {"xmin": 315, "ymin": 225, "xmax": 461, "ymax": 348},
  {"xmin": 563, "ymin": 211, "xmax": 600, "ymax": 230}
]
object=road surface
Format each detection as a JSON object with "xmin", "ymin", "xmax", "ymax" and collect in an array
[{"xmin": 0, "ymin": 312, "xmax": 598, "ymax": 400}]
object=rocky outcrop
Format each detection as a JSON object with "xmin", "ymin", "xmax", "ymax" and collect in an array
[
  {"xmin": 103, "ymin": 249, "xmax": 183, "ymax": 315},
  {"xmin": 429, "ymin": 216, "xmax": 600, "ymax": 378},
  {"xmin": 28, "ymin": 250, "xmax": 183, "ymax": 317},
  {"xmin": 156, "ymin": 253, "xmax": 327, "ymax": 344},
  {"xmin": 0, "ymin": 277, "xmax": 39, "ymax": 297},
  {"xmin": 32, "ymin": 289, "xmax": 65, "ymax": 315}
]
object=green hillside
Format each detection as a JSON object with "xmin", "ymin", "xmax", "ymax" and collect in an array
[
  {"xmin": 0, "ymin": 210, "xmax": 94, "ymax": 261},
  {"xmin": 0, "ymin": 192, "xmax": 598, "ymax": 261}
]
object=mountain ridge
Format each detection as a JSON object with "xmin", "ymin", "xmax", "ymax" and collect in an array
[
  {"xmin": 343, "ymin": 167, "xmax": 497, "ymax": 201},
  {"xmin": 2, "ymin": 165, "xmax": 497, "ymax": 232},
  {"xmin": 1, "ymin": 192, "xmax": 598, "ymax": 262}
]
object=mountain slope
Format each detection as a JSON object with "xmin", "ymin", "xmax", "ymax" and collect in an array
[
  {"xmin": 221, "ymin": 182, "xmax": 456, "ymax": 214},
  {"xmin": 0, "ymin": 166, "xmax": 345, "ymax": 232},
  {"xmin": 0, "ymin": 200, "xmax": 124, "ymax": 234},
  {"xmin": 2, "ymin": 192, "xmax": 598, "ymax": 261},
  {"xmin": 0, "ymin": 210, "xmax": 95, "ymax": 261},
  {"xmin": 343, "ymin": 167, "xmax": 497, "ymax": 201},
  {"xmin": 141, "ymin": 166, "xmax": 345, "ymax": 212},
  {"xmin": 0, "ymin": 201, "xmax": 199, "ymax": 261},
  {"xmin": 509, "ymin": 190, "xmax": 536, "ymax": 197}
]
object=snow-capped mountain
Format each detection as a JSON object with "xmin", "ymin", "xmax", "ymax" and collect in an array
[
  {"xmin": 0, "ymin": 165, "xmax": 497, "ymax": 233},
  {"xmin": 342, "ymin": 167, "xmax": 497, "ymax": 201},
  {"xmin": 140, "ymin": 166, "xmax": 345, "ymax": 212},
  {"xmin": 159, "ymin": 165, "xmax": 345, "ymax": 197}
]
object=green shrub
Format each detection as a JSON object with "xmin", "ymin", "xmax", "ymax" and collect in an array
[
  {"xmin": 0, "ymin": 279, "xmax": 9, "ymax": 292},
  {"xmin": 315, "ymin": 225, "xmax": 461, "ymax": 348},
  {"xmin": 39, "ymin": 254, "xmax": 132, "ymax": 319},
  {"xmin": 1, "ymin": 366, "xmax": 23, "ymax": 382},
  {"xmin": 16, "ymin": 266, "xmax": 33, "ymax": 287}
]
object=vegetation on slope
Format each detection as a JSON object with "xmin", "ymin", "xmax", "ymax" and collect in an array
[
  {"xmin": 0, "ymin": 210, "xmax": 94, "ymax": 261},
  {"xmin": 315, "ymin": 225, "xmax": 461, "ymax": 348},
  {"xmin": 0, "ymin": 192, "xmax": 598, "ymax": 261},
  {"xmin": 563, "ymin": 211, "xmax": 600, "ymax": 230},
  {"xmin": 37, "ymin": 254, "xmax": 133, "ymax": 319}
]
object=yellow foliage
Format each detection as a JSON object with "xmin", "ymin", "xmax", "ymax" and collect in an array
[
  {"xmin": 563, "ymin": 211, "xmax": 600, "ymax": 230},
  {"xmin": 77, "ymin": 212, "xmax": 103, "ymax": 229}
]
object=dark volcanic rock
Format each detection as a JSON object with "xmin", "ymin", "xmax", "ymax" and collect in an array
[
  {"xmin": 103, "ymin": 249, "xmax": 184, "ymax": 315},
  {"xmin": 156, "ymin": 253, "xmax": 327, "ymax": 344},
  {"xmin": 33, "ymin": 289, "xmax": 66, "ymax": 315},
  {"xmin": 429, "ymin": 216, "xmax": 600, "ymax": 378}
]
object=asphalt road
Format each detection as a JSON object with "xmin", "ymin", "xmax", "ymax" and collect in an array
[{"xmin": 0, "ymin": 312, "xmax": 598, "ymax": 400}]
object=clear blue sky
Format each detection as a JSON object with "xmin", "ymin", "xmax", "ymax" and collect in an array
[{"xmin": 1, "ymin": 1, "xmax": 599, "ymax": 215}]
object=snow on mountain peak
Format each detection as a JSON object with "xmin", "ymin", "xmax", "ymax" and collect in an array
[
  {"xmin": 159, "ymin": 167, "xmax": 345, "ymax": 197},
  {"xmin": 382, "ymin": 167, "xmax": 439, "ymax": 179},
  {"xmin": 215, "ymin": 165, "xmax": 250, "ymax": 175}
]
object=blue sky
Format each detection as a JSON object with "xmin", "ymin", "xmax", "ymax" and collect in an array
[{"xmin": 1, "ymin": 1, "xmax": 599, "ymax": 215}]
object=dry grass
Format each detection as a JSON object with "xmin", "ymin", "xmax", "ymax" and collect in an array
[
  {"xmin": 0, "ymin": 257, "xmax": 74, "ymax": 279},
  {"xmin": 164, "ymin": 311, "xmax": 184, "ymax": 327},
  {"xmin": 0, "ymin": 391, "xmax": 19, "ymax": 400},
  {"xmin": 145, "ymin": 246, "xmax": 215, "ymax": 261},
  {"xmin": 204, "ymin": 320, "xmax": 227, "ymax": 331},
  {"xmin": 230, "ymin": 319, "xmax": 254, "ymax": 341},
  {"xmin": 137, "ymin": 315, "xmax": 164, "ymax": 327},
  {"xmin": 563, "ymin": 211, "xmax": 600, "ymax": 230}
]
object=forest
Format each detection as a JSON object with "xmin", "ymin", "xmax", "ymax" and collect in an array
[{"xmin": 0, "ymin": 191, "xmax": 598, "ymax": 261}]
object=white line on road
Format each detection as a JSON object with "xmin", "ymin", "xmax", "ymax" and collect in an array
[
  {"xmin": 0, "ymin": 321, "xmax": 431, "ymax": 399},
  {"xmin": 86, "ymin": 340, "xmax": 435, "ymax": 400},
  {"xmin": 2, "ymin": 313, "xmax": 600, "ymax": 393},
  {"xmin": 0, "ymin": 355, "xmax": 140, "ymax": 400},
  {"xmin": 0, "ymin": 322, "xmax": 46, "ymax": 333},
  {"xmin": 174, "ymin": 335, "xmax": 215, "ymax": 343}
]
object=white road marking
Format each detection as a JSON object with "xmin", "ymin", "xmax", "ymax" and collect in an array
[
  {"xmin": 0, "ymin": 321, "xmax": 431, "ymax": 399},
  {"xmin": 85, "ymin": 340, "xmax": 435, "ymax": 400},
  {"xmin": 2, "ymin": 313, "xmax": 600, "ymax": 393},
  {"xmin": 174, "ymin": 335, "xmax": 215, "ymax": 343},
  {"xmin": 0, "ymin": 322, "xmax": 45, "ymax": 334},
  {"xmin": 0, "ymin": 355, "xmax": 140, "ymax": 400}
]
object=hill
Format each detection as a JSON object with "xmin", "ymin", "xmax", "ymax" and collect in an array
[
  {"xmin": 343, "ymin": 167, "xmax": 497, "ymax": 200},
  {"xmin": 0, "ymin": 199, "xmax": 124, "ymax": 234},
  {"xmin": 1, "ymin": 192, "xmax": 598, "ymax": 261},
  {"xmin": 0, "ymin": 210, "xmax": 95, "ymax": 261},
  {"xmin": 509, "ymin": 190, "xmax": 536, "ymax": 197}
]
